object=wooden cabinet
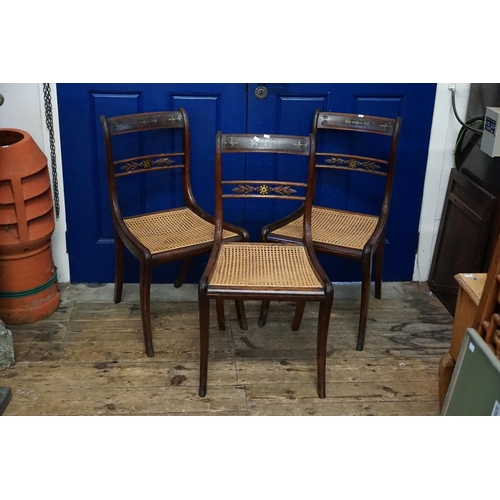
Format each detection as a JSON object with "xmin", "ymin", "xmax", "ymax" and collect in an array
[{"xmin": 428, "ymin": 168, "xmax": 498, "ymax": 314}]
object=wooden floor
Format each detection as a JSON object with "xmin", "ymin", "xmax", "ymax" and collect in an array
[{"xmin": 0, "ymin": 281, "xmax": 453, "ymax": 416}]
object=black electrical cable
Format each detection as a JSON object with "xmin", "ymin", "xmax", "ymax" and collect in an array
[
  {"xmin": 454, "ymin": 115, "xmax": 485, "ymax": 168},
  {"xmin": 451, "ymin": 87, "xmax": 484, "ymax": 134}
]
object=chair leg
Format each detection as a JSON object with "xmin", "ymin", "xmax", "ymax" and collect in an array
[
  {"xmin": 258, "ymin": 300, "xmax": 270, "ymax": 327},
  {"xmin": 174, "ymin": 258, "xmax": 191, "ymax": 288},
  {"xmin": 199, "ymin": 294, "xmax": 210, "ymax": 397},
  {"xmin": 215, "ymin": 299, "xmax": 225, "ymax": 330},
  {"xmin": 291, "ymin": 301, "xmax": 306, "ymax": 331},
  {"xmin": 374, "ymin": 236, "xmax": 386, "ymax": 300},
  {"xmin": 235, "ymin": 301, "xmax": 248, "ymax": 330},
  {"xmin": 317, "ymin": 295, "xmax": 333, "ymax": 399},
  {"xmin": 114, "ymin": 232, "xmax": 124, "ymax": 304},
  {"xmin": 357, "ymin": 254, "xmax": 372, "ymax": 351},
  {"xmin": 139, "ymin": 260, "xmax": 154, "ymax": 357}
]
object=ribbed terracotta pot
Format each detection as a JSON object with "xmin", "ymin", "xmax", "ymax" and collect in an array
[{"xmin": 0, "ymin": 129, "xmax": 60, "ymax": 324}]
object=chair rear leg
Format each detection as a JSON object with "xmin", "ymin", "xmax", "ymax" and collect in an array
[
  {"xmin": 174, "ymin": 258, "xmax": 191, "ymax": 288},
  {"xmin": 291, "ymin": 301, "xmax": 306, "ymax": 331},
  {"xmin": 357, "ymin": 254, "xmax": 372, "ymax": 351},
  {"xmin": 235, "ymin": 301, "xmax": 248, "ymax": 330},
  {"xmin": 199, "ymin": 294, "xmax": 210, "ymax": 397},
  {"xmin": 114, "ymin": 232, "xmax": 124, "ymax": 304},
  {"xmin": 374, "ymin": 236, "xmax": 386, "ymax": 300},
  {"xmin": 258, "ymin": 300, "xmax": 270, "ymax": 327},
  {"xmin": 139, "ymin": 260, "xmax": 154, "ymax": 357},
  {"xmin": 215, "ymin": 299, "xmax": 225, "ymax": 330},
  {"xmin": 317, "ymin": 295, "xmax": 333, "ymax": 399}
]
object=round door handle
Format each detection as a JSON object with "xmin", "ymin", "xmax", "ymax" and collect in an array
[
  {"xmin": 0, "ymin": 94, "xmax": 4, "ymax": 106},
  {"xmin": 255, "ymin": 86, "xmax": 268, "ymax": 100}
]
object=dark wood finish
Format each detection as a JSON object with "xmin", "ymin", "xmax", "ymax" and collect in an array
[
  {"xmin": 428, "ymin": 168, "xmax": 497, "ymax": 314},
  {"xmin": 198, "ymin": 133, "xmax": 334, "ymax": 398},
  {"xmin": 100, "ymin": 110, "xmax": 248, "ymax": 357},
  {"xmin": 259, "ymin": 110, "xmax": 402, "ymax": 351}
]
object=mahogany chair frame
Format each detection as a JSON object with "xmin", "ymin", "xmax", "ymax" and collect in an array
[
  {"xmin": 259, "ymin": 110, "xmax": 402, "ymax": 351},
  {"xmin": 100, "ymin": 110, "xmax": 248, "ymax": 357},
  {"xmin": 199, "ymin": 132, "xmax": 334, "ymax": 398}
]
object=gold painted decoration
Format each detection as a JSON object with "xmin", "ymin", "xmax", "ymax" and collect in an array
[
  {"xmin": 325, "ymin": 156, "xmax": 380, "ymax": 172},
  {"xmin": 121, "ymin": 157, "xmax": 175, "ymax": 173},
  {"xmin": 231, "ymin": 184, "xmax": 298, "ymax": 196}
]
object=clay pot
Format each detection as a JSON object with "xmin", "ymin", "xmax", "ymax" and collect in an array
[{"xmin": 0, "ymin": 129, "xmax": 60, "ymax": 324}]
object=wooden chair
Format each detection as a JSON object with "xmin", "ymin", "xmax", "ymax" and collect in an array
[
  {"xmin": 100, "ymin": 110, "xmax": 248, "ymax": 357},
  {"xmin": 198, "ymin": 132, "xmax": 334, "ymax": 398},
  {"xmin": 259, "ymin": 110, "xmax": 402, "ymax": 351}
]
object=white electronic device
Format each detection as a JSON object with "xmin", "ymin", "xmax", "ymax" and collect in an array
[{"xmin": 480, "ymin": 106, "xmax": 500, "ymax": 157}]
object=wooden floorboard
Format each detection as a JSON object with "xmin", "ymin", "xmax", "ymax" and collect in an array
[{"xmin": 0, "ymin": 282, "xmax": 452, "ymax": 416}]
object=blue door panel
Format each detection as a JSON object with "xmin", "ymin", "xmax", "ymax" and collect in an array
[
  {"xmin": 58, "ymin": 83, "xmax": 246, "ymax": 283},
  {"xmin": 57, "ymin": 83, "xmax": 436, "ymax": 283}
]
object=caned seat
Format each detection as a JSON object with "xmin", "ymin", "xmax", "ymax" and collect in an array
[
  {"xmin": 271, "ymin": 207, "xmax": 379, "ymax": 251},
  {"xmin": 260, "ymin": 110, "xmax": 402, "ymax": 351},
  {"xmin": 100, "ymin": 110, "xmax": 248, "ymax": 357},
  {"xmin": 199, "ymin": 132, "xmax": 333, "ymax": 399},
  {"xmin": 124, "ymin": 208, "xmax": 239, "ymax": 254},
  {"xmin": 208, "ymin": 242, "xmax": 324, "ymax": 291}
]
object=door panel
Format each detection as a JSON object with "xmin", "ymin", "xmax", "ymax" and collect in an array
[
  {"xmin": 246, "ymin": 83, "xmax": 436, "ymax": 281},
  {"xmin": 57, "ymin": 83, "xmax": 436, "ymax": 283},
  {"xmin": 58, "ymin": 84, "xmax": 246, "ymax": 283}
]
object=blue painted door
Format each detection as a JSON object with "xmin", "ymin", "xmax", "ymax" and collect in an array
[{"xmin": 57, "ymin": 83, "xmax": 436, "ymax": 283}]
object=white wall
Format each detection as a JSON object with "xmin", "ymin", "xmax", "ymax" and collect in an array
[
  {"xmin": 413, "ymin": 83, "xmax": 471, "ymax": 280},
  {"xmin": 0, "ymin": 83, "xmax": 470, "ymax": 284}
]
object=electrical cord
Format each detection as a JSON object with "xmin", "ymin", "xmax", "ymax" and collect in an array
[
  {"xmin": 450, "ymin": 87, "xmax": 484, "ymax": 134},
  {"xmin": 454, "ymin": 115, "xmax": 485, "ymax": 168}
]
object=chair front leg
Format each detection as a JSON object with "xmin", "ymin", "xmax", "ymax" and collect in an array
[
  {"xmin": 199, "ymin": 294, "xmax": 210, "ymax": 397},
  {"xmin": 317, "ymin": 295, "xmax": 333, "ymax": 399},
  {"xmin": 139, "ymin": 259, "xmax": 154, "ymax": 357}
]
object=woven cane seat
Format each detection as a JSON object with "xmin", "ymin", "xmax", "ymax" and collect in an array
[
  {"xmin": 124, "ymin": 207, "xmax": 238, "ymax": 254},
  {"xmin": 208, "ymin": 242, "xmax": 323, "ymax": 290},
  {"xmin": 272, "ymin": 206, "xmax": 379, "ymax": 250}
]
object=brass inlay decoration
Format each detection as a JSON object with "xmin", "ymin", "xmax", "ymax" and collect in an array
[
  {"xmin": 379, "ymin": 122, "xmax": 393, "ymax": 131},
  {"xmin": 325, "ymin": 156, "xmax": 380, "ymax": 172},
  {"xmin": 231, "ymin": 184, "xmax": 298, "ymax": 196},
  {"xmin": 224, "ymin": 137, "xmax": 239, "ymax": 149},
  {"xmin": 122, "ymin": 157, "xmax": 175, "ymax": 173},
  {"xmin": 344, "ymin": 118, "xmax": 371, "ymax": 127}
]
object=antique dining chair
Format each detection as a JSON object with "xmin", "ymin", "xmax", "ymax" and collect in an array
[
  {"xmin": 198, "ymin": 132, "xmax": 334, "ymax": 398},
  {"xmin": 100, "ymin": 109, "xmax": 248, "ymax": 357},
  {"xmin": 258, "ymin": 110, "xmax": 402, "ymax": 351}
]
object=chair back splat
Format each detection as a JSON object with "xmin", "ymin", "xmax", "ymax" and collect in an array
[
  {"xmin": 260, "ymin": 110, "xmax": 402, "ymax": 351},
  {"xmin": 199, "ymin": 132, "xmax": 334, "ymax": 398},
  {"xmin": 100, "ymin": 110, "xmax": 248, "ymax": 357}
]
